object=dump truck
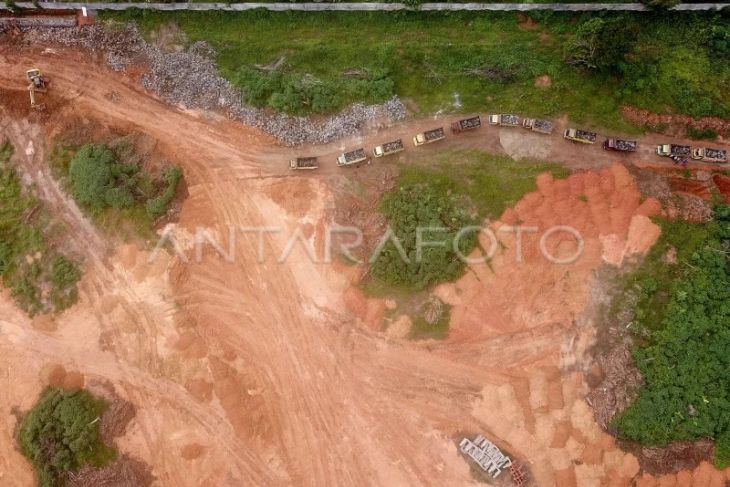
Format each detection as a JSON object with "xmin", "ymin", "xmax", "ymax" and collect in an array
[
  {"xmin": 289, "ymin": 157, "xmax": 319, "ymax": 170},
  {"xmin": 337, "ymin": 148, "xmax": 369, "ymax": 167},
  {"xmin": 691, "ymin": 147, "xmax": 727, "ymax": 163},
  {"xmin": 488, "ymin": 114, "xmax": 519, "ymax": 127},
  {"xmin": 451, "ymin": 116, "xmax": 481, "ymax": 133},
  {"xmin": 373, "ymin": 139, "xmax": 404, "ymax": 158},
  {"xmin": 522, "ymin": 118, "xmax": 554, "ymax": 134},
  {"xmin": 603, "ymin": 139, "xmax": 638, "ymax": 152},
  {"xmin": 413, "ymin": 127, "xmax": 445, "ymax": 146},
  {"xmin": 564, "ymin": 128, "xmax": 597, "ymax": 144},
  {"xmin": 656, "ymin": 144, "xmax": 691, "ymax": 157}
]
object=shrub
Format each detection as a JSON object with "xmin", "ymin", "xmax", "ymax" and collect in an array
[
  {"xmin": 68, "ymin": 144, "xmax": 117, "ymax": 209},
  {"xmin": 145, "ymin": 166, "xmax": 182, "ymax": 219},
  {"xmin": 370, "ymin": 184, "xmax": 476, "ymax": 291},
  {"xmin": 18, "ymin": 388, "xmax": 114, "ymax": 487},
  {"xmin": 565, "ymin": 17, "xmax": 639, "ymax": 72}
]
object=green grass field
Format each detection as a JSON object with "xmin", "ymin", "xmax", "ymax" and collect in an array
[{"xmin": 106, "ymin": 10, "xmax": 729, "ymax": 132}]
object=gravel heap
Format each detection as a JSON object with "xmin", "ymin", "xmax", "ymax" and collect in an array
[{"xmin": 22, "ymin": 24, "xmax": 407, "ymax": 146}]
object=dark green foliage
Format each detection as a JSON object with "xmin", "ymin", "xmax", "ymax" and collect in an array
[
  {"xmin": 68, "ymin": 144, "xmax": 135, "ymax": 210},
  {"xmin": 615, "ymin": 205, "xmax": 730, "ymax": 467},
  {"xmin": 61, "ymin": 141, "xmax": 183, "ymax": 233},
  {"xmin": 18, "ymin": 388, "xmax": 114, "ymax": 487},
  {"xmin": 686, "ymin": 126, "xmax": 719, "ymax": 141},
  {"xmin": 145, "ymin": 166, "xmax": 182, "ymax": 218},
  {"xmin": 565, "ymin": 16, "xmax": 639, "ymax": 71},
  {"xmin": 0, "ymin": 141, "xmax": 80, "ymax": 315},
  {"xmin": 370, "ymin": 184, "xmax": 476, "ymax": 291},
  {"xmin": 640, "ymin": 0, "xmax": 680, "ymax": 9},
  {"xmin": 233, "ymin": 65, "xmax": 394, "ymax": 114}
]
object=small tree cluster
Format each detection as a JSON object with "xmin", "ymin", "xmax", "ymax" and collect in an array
[
  {"xmin": 68, "ymin": 144, "xmax": 137, "ymax": 210},
  {"xmin": 370, "ymin": 184, "xmax": 476, "ymax": 291},
  {"xmin": 18, "ymin": 388, "xmax": 113, "ymax": 487}
]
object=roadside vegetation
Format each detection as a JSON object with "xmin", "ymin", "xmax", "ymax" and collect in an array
[
  {"xmin": 107, "ymin": 10, "xmax": 729, "ymax": 131},
  {"xmin": 614, "ymin": 206, "xmax": 730, "ymax": 468},
  {"xmin": 18, "ymin": 388, "xmax": 115, "ymax": 487},
  {"xmin": 51, "ymin": 139, "xmax": 182, "ymax": 239},
  {"xmin": 0, "ymin": 141, "xmax": 81, "ymax": 316}
]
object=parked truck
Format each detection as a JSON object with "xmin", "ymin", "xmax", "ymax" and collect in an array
[
  {"xmin": 656, "ymin": 144, "xmax": 691, "ymax": 157},
  {"xmin": 564, "ymin": 128, "xmax": 597, "ymax": 144},
  {"xmin": 337, "ymin": 148, "xmax": 369, "ymax": 167},
  {"xmin": 488, "ymin": 114, "xmax": 519, "ymax": 127},
  {"xmin": 603, "ymin": 139, "xmax": 638, "ymax": 152},
  {"xmin": 522, "ymin": 118, "xmax": 554, "ymax": 134},
  {"xmin": 691, "ymin": 147, "xmax": 727, "ymax": 163},
  {"xmin": 373, "ymin": 139, "xmax": 405, "ymax": 158},
  {"xmin": 413, "ymin": 127, "xmax": 446, "ymax": 146},
  {"xmin": 289, "ymin": 156, "xmax": 319, "ymax": 170},
  {"xmin": 451, "ymin": 116, "xmax": 482, "ymax": 133}
]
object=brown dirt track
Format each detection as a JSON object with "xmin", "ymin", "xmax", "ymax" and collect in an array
[{"xmin": 1, "ymin": 45, "xmax": 730, "ymax": 487}]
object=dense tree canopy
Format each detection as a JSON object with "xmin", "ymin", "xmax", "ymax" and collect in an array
[{"xmin": 616, "ymin": 205, "xmax": 730, "ymax": 467}]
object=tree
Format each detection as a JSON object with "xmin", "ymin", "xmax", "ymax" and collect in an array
[
  {"xmin": 565, "ymin": 17, "xmax": 639, "ymax": 72},
  {"xmin": 18, "ymin": 388, "xmax": 113, "ymax": 487}
]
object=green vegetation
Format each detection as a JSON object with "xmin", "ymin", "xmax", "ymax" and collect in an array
[
  {"xmin": 106, "ymin": 10, "xmax": 730, "ymax": 130},
  {"xmin": 615, "ymin": 206, "xmax": 730, "ymax": 468},
  {"xmin": 54, "ymin": 140, "xmax": 183, "ymax": 238},
  {"xmin": 368, "ymin": 150, "xmax": 568, "ymax": 292},
  {"xmin": 0, "ymin": 141, "xmax": 81, "ymax": 316},
  {"xmin": 18, "ymin": 388, "xmax": 115, "ymax": 487},
  {"xmin": 370, "ymin": 183, "xmax": 476, "ymax": 291},
  {"xmin": 686, "ymin": 126, "xmax": 719, "ymax": 141}
]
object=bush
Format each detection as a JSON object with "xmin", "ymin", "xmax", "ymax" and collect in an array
[
  {"xmin": 68, "ymin": 144, "xmax": 117, "ymax": 209},
  {"xmin": 18, "ymin": 388, "xmax": 114, "ymax": 487},
  {"xmin": 615, "ymin": 205, "xmax": 730, "ymax": 466},
  {"xmin": 565, "ymin": 17, "xmax": 639, "ymax": 72},
  {"xmin": 145, "ymin": 166, "xmax": 182, "ymax": 219},
  {"xmin": 370, "ymin": 184, "xmax": 476, "ymax": 291}
]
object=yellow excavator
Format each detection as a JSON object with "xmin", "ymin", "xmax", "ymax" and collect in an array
[{"xmin": 26, "ymin": 68, "xmax": 48, "ymax": 110}]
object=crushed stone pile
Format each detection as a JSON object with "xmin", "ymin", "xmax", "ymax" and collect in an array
[{"xmin": 22, "ymin": 24, "xmax": 407, "ymax": 146}]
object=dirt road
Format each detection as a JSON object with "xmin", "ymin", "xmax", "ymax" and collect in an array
[{"xmin": 0, "ymin": 45, "xmax": 728, "ymax": 487}]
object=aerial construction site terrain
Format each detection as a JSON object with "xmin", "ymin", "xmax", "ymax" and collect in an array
[{"xmin": 1, "ymin": 6, "xmax": 730, "ymax": 487}]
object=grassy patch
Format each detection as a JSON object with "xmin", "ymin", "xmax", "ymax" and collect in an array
[
  {"xmin": 105, "ymin": 10, "xmax": 729, "ymax": 130},
  {"xmin": 398, "ymin": 149, "xmax": 569, "ymax": 220},
  {"xmin": 0, "ymin": 141, "xmax": 81, "ymax": 316},
  {"xmin": 18, "ymin": 388, "xmax": 116, "ymax": 487}
]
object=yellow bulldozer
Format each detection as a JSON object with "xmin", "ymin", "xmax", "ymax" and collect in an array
[{"xmin": 26, "ymin": 68, "xmax": 48, "ymax": 110}]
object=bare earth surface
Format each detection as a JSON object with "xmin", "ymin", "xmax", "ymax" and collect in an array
[{"xmin": 1, "ymin": 45, "xmax": 730, "ymax": 487}]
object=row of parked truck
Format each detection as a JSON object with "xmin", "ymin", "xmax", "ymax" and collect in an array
[{"xmin": 289, "ymin": 114, "xmax": 727, "ymax": 169}]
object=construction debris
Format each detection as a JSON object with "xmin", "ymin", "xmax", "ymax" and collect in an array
[{"xmin": 20, "ymin": 24, "xmax": 406, "ymax": 146}]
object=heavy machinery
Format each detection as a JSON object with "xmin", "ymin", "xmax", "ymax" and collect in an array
[
  {"xmin": 656, "ymin": 144, "xmax": 691, "ymax": 157},
  {"xmin": 564, "ymin": 128, "xmax": 597, "ymax": 144},
  {"xmin": 691, "ymin": 147, "xmax": 727, "ymax": 163},
  {"xmin": 488, "ymin": 114, "xmax": 519, "ymax": 127},
  {"xmin": 603, "ymin": 139, "xmax": 638, "ymax": 152},
  {"xmin": 373, "ymin": 139, "xmax": 404, "ymax": 157},
  {"xmin": 26, "ymin": 68, "xmax": 48, "ymax": 109},
  {"xmin": 413, "ymin": 127, "xmax": 445, "ymax": 146},
  {"xmin": 337, "ymin": 148, "xmax": 369, "ymax": 167},
  {"xmin": 451, "ymin": 116, "xmax": 481, "ymax": 133},
  {"xmin": 289, "ymin": 157, "xmax": 319, "ymax": 170},
  {"xmin": 522, "ymin": 118, "xmax": 554, "ymax": 134}
]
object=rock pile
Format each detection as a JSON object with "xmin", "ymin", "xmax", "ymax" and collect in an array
[{"xmin": 22, "ymin": 24, "xmax": 407, "ymax": 145}]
